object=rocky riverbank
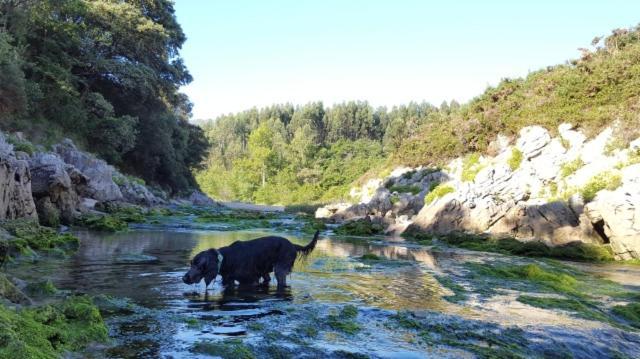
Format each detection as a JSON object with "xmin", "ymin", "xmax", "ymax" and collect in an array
[{"xmin": 317, "ymin": 123, "xmax": 640, "ymax": 260}]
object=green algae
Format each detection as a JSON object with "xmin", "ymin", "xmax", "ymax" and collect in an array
[
  {"xmin": 0, "ymin": 296, "xmax": 108, "ymax": 358},
  {"xmin": 465, "ymin": 262, "xmax": 581, "ymax": 297},
  {"xmin": 404, "ymin": 231, "xmax": 614, "ymax": 262},
  {"xmin": 191, "ymin": 339, "xmax": 255, "ymax": 359},
  {"xmin": 434, "ymin": 275, "xmax": 468, "ymax": 303},
  {"xmin": 335, "ymin": 218, "xmax": 383, "ymax": 236},
  {"xmin": 1, "ymin": 219, "xmax": 79, "ymax": 255},
  {"xmin": 326, "ymin": 305, "xmax": 360, "ymax": 334},
  {"xmin": 78, "ymin": 214, "xmax": 128, "ymax": 232},
  {"xmin": 612, "ymin": 302, "xmax": 640, "ymax": 328},
  {"xmin": 360, "ymin": 253, "xmax": 381, "ymax": 260},
  {"xmin": 517, "ymin": 295, "xmax": 609, "ymax": 322}
]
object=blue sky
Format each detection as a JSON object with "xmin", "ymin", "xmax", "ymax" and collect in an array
[{"xmin": 174, "ymin": 0, "xmax": 640, "ymax": 120}]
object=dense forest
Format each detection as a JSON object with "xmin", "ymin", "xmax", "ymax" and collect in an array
[
  {"xmin": 0, "ymin": 0, "xmax": 207, "ymax": 193},
  {"xmin": 198, "ymin": 25, "xmax": 640, "ymax": 205}
]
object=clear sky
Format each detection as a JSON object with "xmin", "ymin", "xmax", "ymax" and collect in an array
[{"xmin": 174, "ymin": 0, "xmax": 640, "ymax": 120}]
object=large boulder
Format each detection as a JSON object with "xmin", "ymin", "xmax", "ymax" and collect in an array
[
  {"xmin": 53, "ymin": 139, "xmax": 123, "ymax": 202},
  {"xmin": 29, "ymin": 153, "xmax": 82, "ymax": 225},
  {"xmin": 584, "ymin": 166, "xmax": 640, "ymax": 259},
  {"xmin": 116, "ymin": 175, "xmax": 164, "ymax": 206}
]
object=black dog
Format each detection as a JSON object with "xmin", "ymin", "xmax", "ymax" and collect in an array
[{"xmin": 183, "ymin": 231, "xmax": 319, "ymax": 290}]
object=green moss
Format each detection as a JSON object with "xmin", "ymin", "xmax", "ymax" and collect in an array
[
  {"xmin": 424, "ymin": 184, "xmax": 455, "ymax": 205},
  {"xmin": 335, "ymin": 218, "xmax": 383, "ymax": 236},
  {"xmin": 1, "ymin": 219, "xmax": 79, "ymax": 255},
  {"xmin": 360, "ymin": 253, "xmax": 381, "ymax": 260},
  {"xmin": 296, "ymin": 323, "xmax": 318, "ymax": 338},
  {"xmin": 391, "ymin": 311, "xmax": 422, "ymax": 330},
  {"xmin": 467, "ymin": 263, "xmax": 580, "ymax": 296},
  {"xmin": 195, "ymin": 211, "xmax": 277, "ymax": 223},
  {"xmin": 0, "ymin": 296, "xmax": 108, "ymax": 358},
  {"xmin": 301, "ymin": 217, "xmax": 326, "ymax": 233},
  {"xmin": 560, "ymin": 158, "xmax": 585, "ymax": 178},
  {"xmin": 25, "ymin": 280, "xmax": 57, "ymax": 297},
  {"xmin": 461, "ymin": 153, "xmax": 484, "ymax": 182},
  {"xmin": 388, "ymin": 185, "xmax": 421, "ymax": 195},
  {"xmin": 612, "ymin": 302, "xmax": 640, "ymax": 328},
  {"xmin": 435, "ymin": 275, "xmax": 468, "ymax": 303},
  {"xmin": 580, "ymin": 171, "xmax": 623, "ymax": 202},
  {"xmin": 191, "ymin": 339, "xmax": 255, "ymax": 359},
  {"xmin": 6, "ymin": 135, "xmax": 36, "ymax": 155},
  {"xmin": 77, "ymin": 214, "xmax": 128, "ymax": 232},
  {"xmin": 326, "ymin": 305, "xmax": 360, "ymax": 334},
  {"xmin": 507, "ymin": 148, "xmax": 523, "ymax": 171},
  {"xmin": 517, "ymin": 295, "xmax": 608, "ymax": 322},
  {"xmin": 341, "ymin": 305, "xmax": 358, "ymax": 319},
  {"xmin": 389, "ymin": 194, "xmax": 400, "ymax": 205}
]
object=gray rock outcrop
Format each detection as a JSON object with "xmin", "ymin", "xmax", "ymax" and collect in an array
[
  {"xmin": 54, "ymin": 139, "xmax": 123, "ymax": 202},
  {"xmin": 0, "ymin": 134, "xmax": 37, "ymax": 221}
]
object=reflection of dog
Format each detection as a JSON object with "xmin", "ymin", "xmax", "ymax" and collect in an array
[{"xmin": 182, "ymin": 231, "xmax": 319, "ymax": 290}]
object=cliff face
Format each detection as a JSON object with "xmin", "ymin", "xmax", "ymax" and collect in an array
[
  {"xmin": 0, "ymin": 135, "xmax": 37, "ymax": 221},
  {"xmin": 318, "ymin": 123, "xmax": 640, "ymax": 260}
]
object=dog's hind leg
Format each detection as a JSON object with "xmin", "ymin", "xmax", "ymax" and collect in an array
[{"xmin": 274, "ymin": 263, "xmax": 289, "ymax": 290}]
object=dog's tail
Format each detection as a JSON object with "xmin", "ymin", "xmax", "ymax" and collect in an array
[{"xmin": 295, "ymin": 230, "xmax": 320, "ymax": 258}]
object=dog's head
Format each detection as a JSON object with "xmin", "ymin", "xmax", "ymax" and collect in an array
[{"xmin": 182, "ymin": 249, "xmax": 220, "ymax": 286}]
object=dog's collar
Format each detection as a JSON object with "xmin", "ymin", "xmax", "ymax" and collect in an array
[{"xmin": 217, "ymin": 252, "xmax": 223, "ymax": 273}]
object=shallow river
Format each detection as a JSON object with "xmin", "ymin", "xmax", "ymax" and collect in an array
[{"xmin": 8, "ymin": 222, "xmax": 640, "ymax": 358}]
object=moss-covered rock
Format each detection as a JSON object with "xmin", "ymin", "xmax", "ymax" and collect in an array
[
  {"xmin": 0, "ymin": 274, "xmax": 31, "ymax": 305},
  {"xmin": 77, "ymin": 214, "xmax": 128, "ymax": 232},
  {"xmin": 0, "ymin": 295, "xmax": 108, "ymax": 358},
  {"xmin": 335, "ymin": 217, "xmax": 383, "ymax": 236},
  {"xmin": 0, "ymin": 219, "xmax": 79, "ymax": 255}
]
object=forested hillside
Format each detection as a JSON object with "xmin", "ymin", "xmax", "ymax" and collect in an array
[
  {"xmin": 196, "ymin": 101, "xmax": 446, "ymax": 204},
  {"xmin": 197, "ymin": 25, "xmax": 640, "ymax": 205},
  {"xmin": 0, "ymin": 0, "xmax": 207, "ymax": 193}
]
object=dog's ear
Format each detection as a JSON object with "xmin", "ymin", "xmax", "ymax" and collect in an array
[{"xmin": 203, "ymin": 249, "xmax": 219, "ymax": 286}]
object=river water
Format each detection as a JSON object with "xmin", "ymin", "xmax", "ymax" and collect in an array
[{"xmin": 7, "ymin": 220, "xmax": 640, "ymax": 358}]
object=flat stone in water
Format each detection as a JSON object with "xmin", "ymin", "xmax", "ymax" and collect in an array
[{"xmin": 113, "ymin": 254, "xmax": 159, "ymax": 264}]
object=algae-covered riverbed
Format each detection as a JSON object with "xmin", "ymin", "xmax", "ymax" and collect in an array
[{"xmin": 6, "ymin": 213, "xmax": 640, "ymax": 358}]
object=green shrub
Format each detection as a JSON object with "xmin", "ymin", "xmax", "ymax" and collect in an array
[
  {"xmin": 424, "ymin": 184, "xmax": 455, "ymax": 205},
  {"xmin": 6, "ymin": 135, "xmax": 36, "ymax": 155},
  {"xmin": 560, "ymin": 158, "xmax": 585, "ymax": 178},
  {"xmin": 461, "ymin": 153, "xmax": 483, "ymax": 182},
  {"xmin": 507, "ymin": 148, "xmax": 523, "ymax": 171},
  {"xmin": 580, "ymin": 171, "xmax": 622, "ymax": 202},
  {"xmin": 388, "ymin": 185, "xmax": 421, "ymax": 195}
]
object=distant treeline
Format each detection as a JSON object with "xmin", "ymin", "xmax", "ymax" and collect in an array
[
  {"xmin": 197, "ymin": 101, "xmax": 457, "ymax": 204},
  {"xmin": 0, "ymin": 0, "xmax": 207, "ymax": 193}
]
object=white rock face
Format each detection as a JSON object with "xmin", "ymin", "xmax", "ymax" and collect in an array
[
  {"xmin": 516, "ymin": 126, "xmax": 551, "ymax": 159},
  {"xmin": 316, "ymin": 124, "xmax": 640, "ymax": 259}
]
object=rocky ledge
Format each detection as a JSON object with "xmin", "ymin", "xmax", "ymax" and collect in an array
[
  {"xmin": 0, "ymin": 132, "xmax": 216, "ymax": 226},
  {"xmin": 317, "ymin": 123, "xmax": 640, "ymax": 260}
]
